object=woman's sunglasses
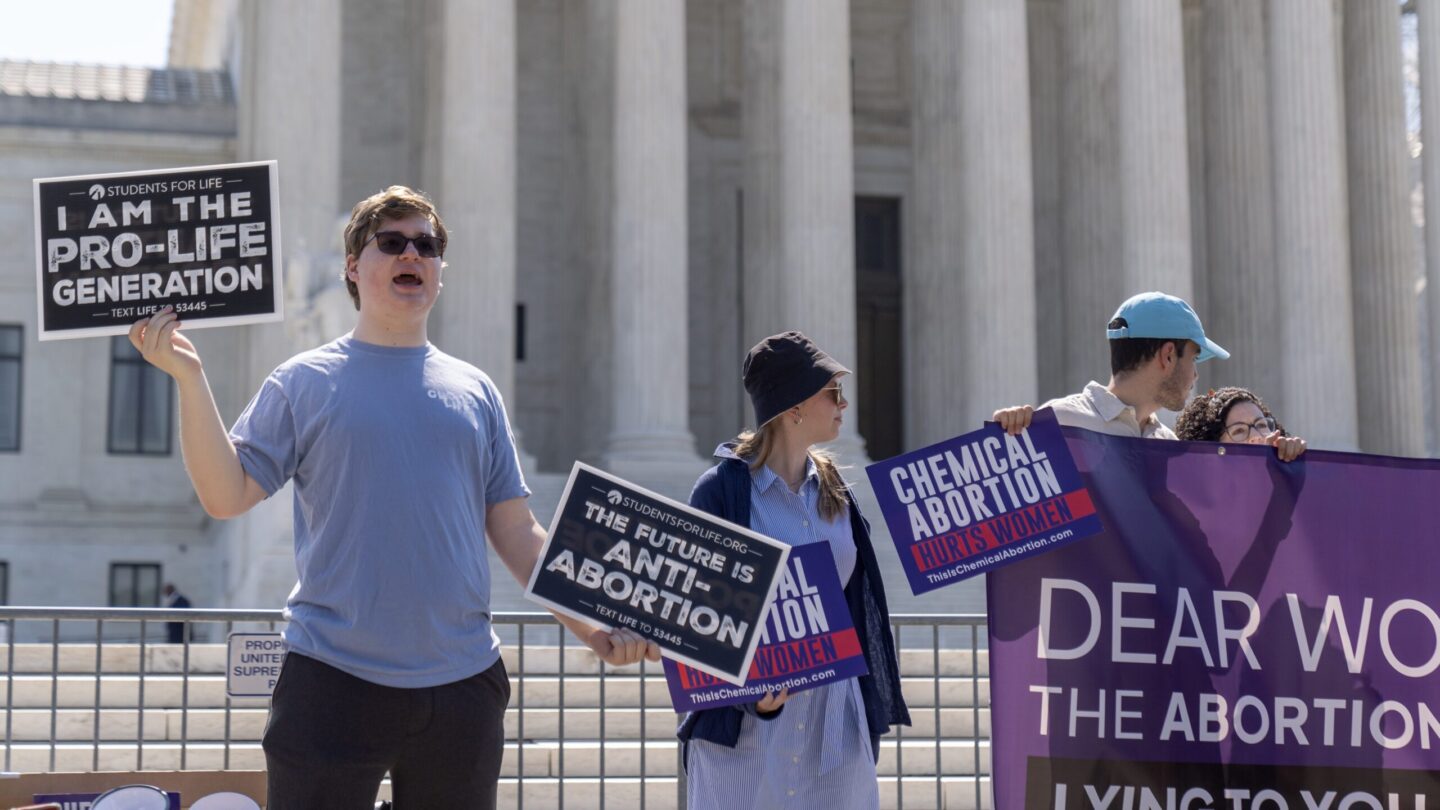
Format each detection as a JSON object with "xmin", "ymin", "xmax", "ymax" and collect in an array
[{"xmin": 366, "ymin": 230, "xmax": 446, "ymax": 258}]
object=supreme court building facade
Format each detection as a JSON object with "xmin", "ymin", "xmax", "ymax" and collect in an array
[{"xmin": 0, "ymin": 0, "xmax": 1436, "ymax": 613}]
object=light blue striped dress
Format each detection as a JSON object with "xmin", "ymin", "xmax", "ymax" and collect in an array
[{"xmin": 686, "ymin": 459, "xmax": 880, "ymax": 810}]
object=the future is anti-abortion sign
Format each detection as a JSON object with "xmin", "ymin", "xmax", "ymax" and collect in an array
[
  {"xmin": 865, "ymin": 407, "xmax": 1103, "ymax": 595},
  {"xmin": 989, "ymin": 428, "xmax": 1440, "ymax": 809},
  {"xmin": 34, "ymin": 161, "xmax": 282, "ymax": 340},
  {"xmin": 663, "ymin": 541, "xmax": 868, "ymax": 712},
  {"xmin": 526, "ymin": 463, "xmax": 790, "ymax": 684}
]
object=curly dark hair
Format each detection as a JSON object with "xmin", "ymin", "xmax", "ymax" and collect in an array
[{"xmin": 1175, "ymin": 387, "xmax": 1287, "ymax": 442}]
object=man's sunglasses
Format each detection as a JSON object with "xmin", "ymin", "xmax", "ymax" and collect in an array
[{"xmin": 366, "ymin": 230, "xmax": 446, "ymax": 258}]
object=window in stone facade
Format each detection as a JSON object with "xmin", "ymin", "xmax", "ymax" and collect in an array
[
  {"xmin": 107, "ymin": 336, "xmax": 173, "ymax": 456},
  {"xmin": 0, "ymin": 561, "xmax": 8, "ymax": 605},
  {"xmin": 0, "ymin": 325, "xmax": 19, "ymax": 452},
  {"xmin": 109, "ymin": 563, "xmax": 161, "ymax": 608}
]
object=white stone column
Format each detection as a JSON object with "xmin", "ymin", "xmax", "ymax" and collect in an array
[
  {"xmin": 1200, "ymin": 0, "xmax": 1280, "ymax": 401},
  {"xmin": 437, "ymin": 0, "xmax": 517, "ymax": 402},
  {"xmin": 1267, "ymin": 0, "xmax": 1359, "ymax": 449},
  {"xmin": 578, "ymin": 0, "xmax": 616, "ymax": 464},
  {"xmin": 1058, "ymin": 0, "xmax": 1122, "ymax": 394},
  {"xmin": 239, "ymin": 0, "xmax": 342, "ymax": 370},
  {"xmin": 1028, "ymin": 0, "xmax": 1065, "ymax": 400},
  {"xmin": 1421, "ymin": 0, "xmax": 1440, "ymax": 453},
  {"xmin": 1182, "ymin": 1, "xmax": 1208, "ymax": 325},
  {"xmin": 907, "ymin": 0, "xmax": 1037, "ymax": 445},
  {"xmin": 599, "ymin": 0, "xmax": 701, "ymax": 479},
  {"xmin": 1116, "ymin": 0, "xmax": 1193, "ymax": 299},
  {"xmin": 742, "ymin": 0, "xmax": 867, "ymax": 462},
  {"xmin": 1344, "ymin": 0, "xmax": 1426, "ymax": 456},
  {"xmin": 234, "ymin": 0, "xmax": 342, "ymax": 607}
]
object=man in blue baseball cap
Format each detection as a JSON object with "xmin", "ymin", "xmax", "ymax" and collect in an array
[{"xmin": 993, "ymin": 291, "xmax": 1225, "ymax": 441}]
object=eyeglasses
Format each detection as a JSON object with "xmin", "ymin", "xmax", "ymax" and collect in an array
[
  {"xmin": 819, "ymin": 381, "xmax": 845, "ymax": 404},
  {"xmin": 365, "ymin": 230, "xmax": 446, "ymax": 258},
  {"xmin": 1222, "ymin": 416, "xmax": 1277, "ymax": 442}
]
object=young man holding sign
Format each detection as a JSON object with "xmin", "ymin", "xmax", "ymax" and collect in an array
[{"xmin": 129, "ymin": 186, "xmax": 655, "ymax": 809}]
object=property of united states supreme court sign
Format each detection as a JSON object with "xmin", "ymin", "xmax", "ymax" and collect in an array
[
  {"xmin": 526, "ymin": 463, "xmax": 791, "ymax": 684},
  {"xmin": 33, "ymin": 161, "xmax": 283, "ymax": 340},
  {"xmin": 226, "ymin": 632, "xmax": 285, "ymax": 698}
]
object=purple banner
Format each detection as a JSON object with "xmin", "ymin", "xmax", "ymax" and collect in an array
[
  {"xmin": 35, "ymin": 792, "xmax": 180, "ymax": 809},
  {"xmin": 989, "ymin": 427, "xmax": 1440, "ymax": 808},
  {"xmin": 865, "ymin": 408, "xmax": 1103, "ymax": 595},
  {"xmin": 664, "ymin": 542, "xmax": 868, "ymax": 712}
]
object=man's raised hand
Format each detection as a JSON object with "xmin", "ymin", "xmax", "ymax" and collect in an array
[
  {"xmin": 991, "ymin": 404, "xmax": 1035, "ymax": 436},
  {"xmin": 129, "ymin": 307, "xmax": 201, "ymax": 380}
]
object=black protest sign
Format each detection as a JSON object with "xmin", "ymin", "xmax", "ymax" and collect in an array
[
  {"xmin": 526, "ymin": 463, "xmax": 791, "ymax": 684},
  {"xmin": 33, "ymin": 161, "xmax": 283, "ymax": 340}
]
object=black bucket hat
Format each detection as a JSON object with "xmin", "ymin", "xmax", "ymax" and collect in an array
[{"xmin": 742, "ymin": 331, "xmax": 850, "ymax": 428}]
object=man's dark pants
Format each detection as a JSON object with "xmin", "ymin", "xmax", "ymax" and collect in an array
[{"xmin": 262, "ymin": 652, "xmax": 511, "ymax": 809}]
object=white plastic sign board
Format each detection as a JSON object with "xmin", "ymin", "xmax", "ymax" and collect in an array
[{"xmin": 226, "ymin": 632, "xmax": 285, "ymax": 698}]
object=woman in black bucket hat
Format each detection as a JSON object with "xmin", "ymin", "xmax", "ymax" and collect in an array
[{"xmin": 676, "ymin": 331, "xmax": 909, "ymax": 809}]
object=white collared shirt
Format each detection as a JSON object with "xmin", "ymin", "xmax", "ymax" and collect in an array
[{"xmin": 1042, "ymin": 380, "xmax": 1177, "ymax": 440}]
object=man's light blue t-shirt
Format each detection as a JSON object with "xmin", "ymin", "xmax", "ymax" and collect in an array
[{"xmin": 229, "ymin": 335, "xmax": 529, "ymax": 688}]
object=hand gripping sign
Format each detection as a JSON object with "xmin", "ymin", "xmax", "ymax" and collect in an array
[
  {"xmin": 865, "ymin": 408, "xmax": 1103, "ymax": 595},
  {"xmin": 526, "ymin": 463, "xmax": 791, "ymax": 684},
  {"xmin": 33, "ymin": 160, "xmax": 283, "ymax": 340},
  {"xmin": 663, "ymin": 540, "xmax": 868, "ymax": 712}
]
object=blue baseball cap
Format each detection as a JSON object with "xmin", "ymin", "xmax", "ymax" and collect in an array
[{"xmin": 1105, "ymin": 292, "xmax": 1229, "ymax": 363}]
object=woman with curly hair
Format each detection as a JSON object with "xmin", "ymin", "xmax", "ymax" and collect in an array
[{"xmin": 1175, "ymin": 387, "xmax": 1306, "ymax": 461}]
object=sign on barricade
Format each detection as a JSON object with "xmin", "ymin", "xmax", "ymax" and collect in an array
[{"xmin": 226, "ymin": 632, "xmax": 284, "ymax": 698}]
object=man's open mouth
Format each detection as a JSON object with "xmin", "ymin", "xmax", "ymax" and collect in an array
[{"xmin": 393, "ymin": 273, "xmax": 423, "ymax": 287}]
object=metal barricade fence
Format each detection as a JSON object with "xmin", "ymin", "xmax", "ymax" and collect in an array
[{"xmin": 0, "ymin": 608, "xmax": 991, "ymax": 810}]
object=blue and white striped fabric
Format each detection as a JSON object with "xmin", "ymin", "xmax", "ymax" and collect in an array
[{"xmin": 685, "ymin": 457, "xmax": 879, "ymax": 810}]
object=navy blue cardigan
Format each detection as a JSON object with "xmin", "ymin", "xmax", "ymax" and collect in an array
[{"xmin": 675, "ymin": 452, "xmax": 911, "ymax": 756}]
